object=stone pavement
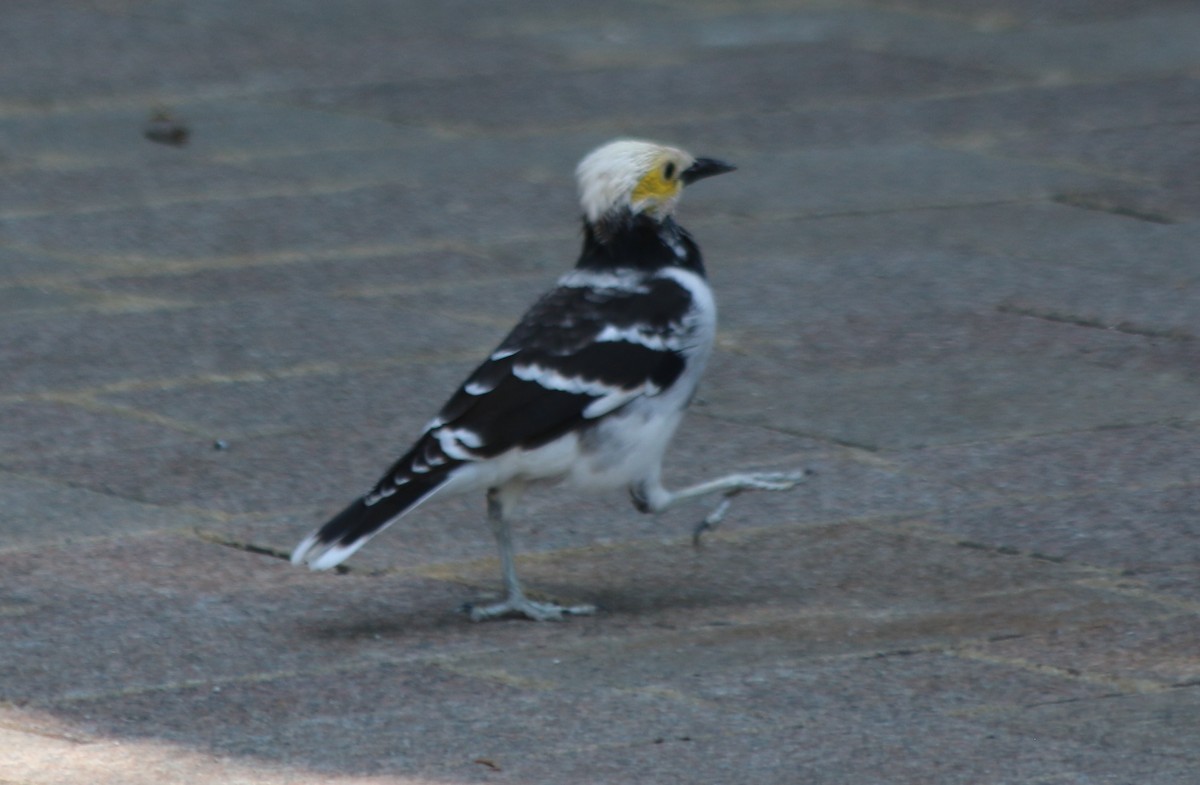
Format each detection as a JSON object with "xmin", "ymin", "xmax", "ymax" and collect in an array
[{"xmin": 2, "ymin": 1, "xmax": 1199, "ymax": 782}]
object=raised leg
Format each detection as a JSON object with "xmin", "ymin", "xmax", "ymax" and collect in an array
[
  {"xmin": 631, "ymin": 469, "xmax": 808, "ymax": 544},
  {"xmin": 465, "ymin": 484, "xmax": 596, "ymax": 622}
]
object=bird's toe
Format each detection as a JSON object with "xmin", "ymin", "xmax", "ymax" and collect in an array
[{"xmin": 464, "ymin": 596, "xmax": 596, "ymax": 622}]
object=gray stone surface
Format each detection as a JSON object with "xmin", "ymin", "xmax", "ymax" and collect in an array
[{"xmin": 1, "ymin": 1, "xmax": 1198, "ymax": 784}]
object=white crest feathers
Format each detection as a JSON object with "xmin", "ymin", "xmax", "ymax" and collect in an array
[{"xmin": 575, "ymin": 139, "xmax": 691, "ymax": 223}]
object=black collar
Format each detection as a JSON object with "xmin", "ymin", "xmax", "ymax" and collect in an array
[{"xmin": 576, "ymin": 210, "xmax": 706, "ymax": 276}]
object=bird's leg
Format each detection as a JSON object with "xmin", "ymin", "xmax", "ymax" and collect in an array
[
  {"xmin": 465, "ymin": 485, "xmax": 596, "ymax": 622},
  {"xmin": 631, "ymin": 470, "xmax": 808, "ymax": 545}
]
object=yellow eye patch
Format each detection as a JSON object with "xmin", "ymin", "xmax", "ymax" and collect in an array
[{"xmin": 631, "ymin": 164, "xmax": 682, "ymax": 205}]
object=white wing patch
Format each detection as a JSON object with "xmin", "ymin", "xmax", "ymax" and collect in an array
[
  {"xmin": 594, "ymin": 323, "xmax": 678, "ymax": 351},
  {"xmin": 435, "ymin": 427, "xmax": 485, "ymax": 460},
  {"xmin": 464, "ymin": 379, "xmax": 498, "ymax": 395},
  {"xmin": 582, "ymin": 388, "xmax": 650, "ymax": 419},
  {"xmin": 512, "ymin": 361, "xmax": 662, "ymax": 420},
  {"xmin": 513, "ymin": 362, "xmax": 621, "ymax": 397}
]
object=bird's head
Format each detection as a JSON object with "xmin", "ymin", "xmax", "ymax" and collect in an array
[{"xmin": 575, "ymin": 139, "xmax": 735, "ymax": 227}]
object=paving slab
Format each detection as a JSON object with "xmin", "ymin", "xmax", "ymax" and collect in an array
[
  {"xmin": 866, "ymin": 0, "xmax": 1196, "ymax": 26},
  {"xmin": 662, "ymin": 75, "xmax": 1200, "ymax": 154},
  {"xmin": 0, "ymin": 473, "xmax": 217, "ymax": 549},
  {"xmin": 890, "ymin": 422, "xmax": 1200, "ymax": 504},
  {"xmin": 278, "ymin": 42, "xmax": 1008, "ymax": 134},
  {"xmin": 873, "ymin": 8, "xmax": 1200, "ymax": 79},
  {"xmin": 707, "ymin": 345, "xmax": 1200, "ymax": 449},
  {"xmin": 2, "ymin": 2, "xmax": 1199, "ymax": 784}
]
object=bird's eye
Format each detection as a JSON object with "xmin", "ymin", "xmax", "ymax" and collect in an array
[{"xmin": 663, "ymin": 161, "xmax": 677, "ymax": 180}]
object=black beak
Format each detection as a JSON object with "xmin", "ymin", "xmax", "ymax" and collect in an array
[{"xmin": 681, "ymin": 157, "xmax": 736, "ymax": 185}]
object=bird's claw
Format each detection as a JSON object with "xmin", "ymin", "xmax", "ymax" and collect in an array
[
  {"xmin": 692, "ymin": 470, "xmax": 810, "ymax": 545},
  {"xmin": 462, "ymin": 596, "xmax": 597, "ymax": 622},
  {"xmin": 692, "ymin": 489, "xmax": 740, "ymax": 545},
  {"xmin": 742, "ymin": 470, "xmax": 809, "ymax": 491}
]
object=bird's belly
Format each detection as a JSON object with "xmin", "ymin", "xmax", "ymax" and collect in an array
[
  {"xmin": 566, "ymin": 399, "xmax": 687, "ymax": 490},
  {"xmin": 447, "ymin": 400, "xmax": 687, "ymax": 497}
]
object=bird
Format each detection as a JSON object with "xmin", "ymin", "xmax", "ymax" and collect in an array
[{"xmin": 292, "ymin": 139, "xmax": 805, "ymax": 621}]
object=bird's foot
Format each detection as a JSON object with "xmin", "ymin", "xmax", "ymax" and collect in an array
[
  {"xmin": 693, "ymin": 470, "xmax": 810, "ymax": 545},
  {"xmin": 463, "ymin": 594, "xmax": 596, "ymax": 622},
  {"xmin": 737, "ymin": 470, "xmax": 810, "ymax": 492}
]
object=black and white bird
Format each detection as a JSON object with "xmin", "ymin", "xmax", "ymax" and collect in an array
[{"xmin": 292, "ymin": 139, "xmax": 804, "ymax": 621}]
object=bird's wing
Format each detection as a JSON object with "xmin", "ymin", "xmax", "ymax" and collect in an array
[
  {"xmin": 443, "ymin": 271, "xmax": 698, "ymax": 451},
  {"xmin": 363, "ymin": 271, "xmax": 697, "ymax": 502}
]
